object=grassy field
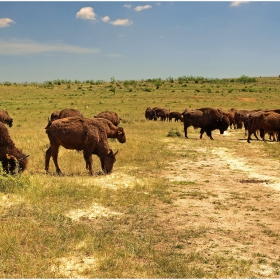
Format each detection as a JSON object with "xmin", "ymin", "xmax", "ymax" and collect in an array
[{"xmin": 1, "ymin": 76, "xmax": 280, "ymax": 278}]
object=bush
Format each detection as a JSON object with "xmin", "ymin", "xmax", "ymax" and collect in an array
[{"xmin": 167, "ymin": 128, "xmax": 182, "ymax": 137}]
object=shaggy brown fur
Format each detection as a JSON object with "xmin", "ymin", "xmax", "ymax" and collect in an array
[
  {"xmin": 45, "ymin": 117, "xmax": 118, "ymax": 175},
  {"xmin": 58, "ymin": 108, "xmax": 84, "ymax": 119},
  {"xmin": 145, "ymin": 107, "xmax": 157, "ymax": 121},
  {"xmin": 94, "ymin": 111, "xmax": 122, "ymax": 126},
  {"xmin": 0, "ymin": 110, "xmax": 13, "ymax": 127},
  {"xmin": 50, "ymin": 110, "xmax": 60, "ymax": 121},
  {"xmin": 153, "ymin": 107, "xmax": 170, "ymax": 121},
  {"xmin": 0, "ymin": 123, "xmax": 28, "ymax": 173},
  {"xmin": 182, "ymin": 107, "xmax": 230, "ymax": 140},
  {"xmin": 259, "ymin": 112, "xmax": 280, "ymax": 141},
  {"xmin": 169, "ymin": 111, "xmax": 183, "ymax": 122},
  {"xmin": 93, "ymin": 118, "xmax": 126, "ymax": 143}
]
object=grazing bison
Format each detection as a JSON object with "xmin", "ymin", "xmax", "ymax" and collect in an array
[
  {"xmin": 94, "ymin": 111, "xmax": 122, "ymax": 126},
  {"xmin": 145, "ymin": 107, "xmax": 157, "ymax": 121},
  {"xmin": 0, "ymin": 110, "xmax": 13, "ymax": 127},
  {"xmin": 45, "ymin": 117, "xmax": 118, "ymax": 175},
  {"xmin": 0, "ymin": 122, "xmax": 28, "ymax": 173},
  {"xmin": 92, "ymin": 118, "xmax": 126, "ymax": 143},
  {"xmin": 182, "ymin": 107, "xmax": 230, "ymax": 140},
  {"xmin": 169, "ymin": 111, "xmax": 183, "ymax": 122}
]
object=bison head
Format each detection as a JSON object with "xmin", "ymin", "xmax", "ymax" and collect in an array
[
  {"xmin": 217, "ymin": 115, "xmax": 230, "ymax": 134},
  {"xmin": 101, "ymin": 149, "xmax": 118, "ymax": 174},
  {"xmin": 2, "ymin": 153, "xmax": 29, "ymax": 174},
  {"xmin": 116, "ymin": 128, "xmax": 126, "ymax": 143}
]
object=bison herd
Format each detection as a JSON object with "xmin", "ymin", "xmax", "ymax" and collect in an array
[
  {"xmin": 0, "ymin": 109, "xmax": 124, "ymax": 175},
  {"xmin": 145, "ymin": 106, "xmax": 280, "ymax": 142},
  {"xmin": 1, "ymin": 106, "xmax": 280, "ymax": 176}
]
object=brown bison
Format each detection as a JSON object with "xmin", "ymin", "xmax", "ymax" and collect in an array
[
  {"xmin": 92, "ymin": 118, "xmax": 126, "ymax": 143},
  {"xmin": 0, "ymin": 110, "xmax": 13, "ymax": 127},
  {"xmin": 169, "ymin": 111, "xmax": 183, "ymax": 122},
  {"xmin": 58, "ymin": 108, "xmax": 84, "ymax": 119},
  {"xmin": 182, "ymin": 107, "xmax": 230, "ymax": 140},
  {"xmin": 0, "ymin": 122, "xmax": 28, "ymax": 173},
  {"xmin": 45, "ymin": 117, "xmax": 118, "ymax": 175},
  {"xmin": 145, "ymin": 107, "xmax": 157, "ymax": 121},
  {"xmin": 94, "ymin": 111, "xmax": 122, "ymax": 126},
  {"xmin": 259, "ymin": 112, "xmax": 280, "ymax": 142},
  {"xmin": 223, "ymin": 108, "xmax": 238, "ymax": 129},
  {"xmin": 49, "ymin": 108, "xmax": 83, "ymax": 122},
  {"xmin": 153, "ymin": 107, "xmax": 170, "ymax": 121},
  {"xmin": 246, "ymin": 111, "xmax": 271, "ymax": 143}
]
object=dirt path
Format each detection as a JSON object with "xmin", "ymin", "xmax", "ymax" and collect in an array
[{"xmin": 160, "ymin": 138, "xmax": 280, "ymax": 277}]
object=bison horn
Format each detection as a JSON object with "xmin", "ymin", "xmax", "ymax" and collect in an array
[{"xmin": 114, "ymin": 150, "xmax": 119, "ymax": 156}]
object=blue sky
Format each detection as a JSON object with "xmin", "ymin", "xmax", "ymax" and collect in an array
[{"xmin": 0, "ymin": 1, "xmax": 280, "ymax": 83}]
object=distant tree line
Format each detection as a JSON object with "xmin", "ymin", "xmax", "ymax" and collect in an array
[{"xmin": 0, "ymin": 75, "xmax": 263, "ymax": 86}]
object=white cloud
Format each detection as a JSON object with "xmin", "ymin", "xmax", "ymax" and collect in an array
[
  {"xmin": 102, "ymin": 16, "xmax": 110, "ymax": 22},
  {"xmin": 134, "ymin": 5, "xmax": 152, "ymax": 12},
  {"xmin": 123, "ymin": 4, "xmax": 131, "ymax": 9},
  {"xmin": 0, "ymin": 18, "xmax": 15, "ymax": 28},
  {"xmin": 109, "ymin": 19, "xmax": 133, "ymax": 26},
  {"xmin": 0, "ymin": 40, "xmax": 100, "ymax": 55},
  {"xmin": 76, "ymin": 7, "xmax": 96, "ymax": 20},
  {"xmin": 230, "ymin": 1, "xmax": 249, "ymax": 7}
]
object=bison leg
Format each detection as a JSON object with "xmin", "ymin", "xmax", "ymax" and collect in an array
[
  {"xmin": 200, "ymin": 128, "xmax": 205, "ymax": 139},
  {"xmin": 183, "ymin": 124, "xmax": 189, "ymax": 138},
  {"xmin": 83, "ymin": 150, "xmax": 93, "ymax": 175},
  {"xmin": 50, "ymin": 145, "xmax": 62, "ymax": 175},
  {"xmin": 206, "ymin": 130, "xmax": 214, "ymax": 140},
  {"xmin": 45, "ymin": 146, "xmax": 52, "ymax": 172}
]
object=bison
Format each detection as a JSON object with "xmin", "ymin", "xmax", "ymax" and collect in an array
[
  {"xmin": 94, "ymin": 111, "xmax": 122, "ymax": 126},
  {"xmin": 259, "ymin": 112, "xmax": 280, "ymax": 142},
  {"xmin": 223, "ymin": 108, "xmax": 238, "ymax": 129},
  {"xmin": 92, "ymin": 118, "xmax": 126, "ymax": 143},
  {"xmin": 169, "ymin": 111, "xmax": 183, "ymax": 122},
  {"xmin": 45, "ymin": 117, "xmax": 118, "ymax": 176},
  {"xmin": 153, "ymin": 107, "xmax": 170, "ymax": 121},
  {"xmin": 0, "ymin": 122, "xmax": 28, "ymax": 174},
  {"xmin": 49, "ymin": 108, "xmax": 84, "ymax": 121},
  {"xmin": 145, "ymin": 107, "xmax": 157, "ymax": 121},
  {"xmin": 0, "ymin": 110, "xmax": 13, "ymax": 127},
  {"xmin": 246, "ymin": 111, "xmax": 272, "ymax": 143},
  {"xmin": 182, "ymin": 107, "xmax": 230, "ymax": 140}
]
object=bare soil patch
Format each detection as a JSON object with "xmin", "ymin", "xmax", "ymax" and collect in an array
[{"xmin": 159, "ymin": 137, "xmax": 280, "ymax": 277}]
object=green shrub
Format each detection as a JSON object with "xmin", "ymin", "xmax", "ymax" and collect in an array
[{"xmin": 167, "ymin": 128, "xmax": 182, "ymax": 137}]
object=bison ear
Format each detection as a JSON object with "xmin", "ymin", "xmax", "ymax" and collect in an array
[{"xmin": 107, "ymin": 149, "xmax": 113, "ymax": 155}]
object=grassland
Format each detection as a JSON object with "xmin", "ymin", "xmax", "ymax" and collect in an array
[{"xmin": 1, "ymin": 76, "xmax": 280, "ymax": 278}]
